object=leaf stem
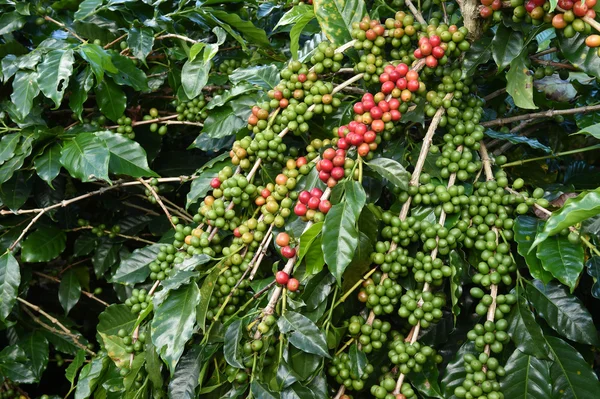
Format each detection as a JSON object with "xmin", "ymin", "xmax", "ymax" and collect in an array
[{"xmin": 501, "ymin": 144, "xmax": 600, "ymax": 167}]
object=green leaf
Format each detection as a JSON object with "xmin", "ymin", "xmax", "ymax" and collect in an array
[
  {"xmin": 69, "ymin": 67, "xmax": 94, "ymax": 121},
  {"xmin": 92, "ymin": 239, "xmax": 120, "ymax": 277},
  {"xmin": 367, "ymin": 157, "xmax": 410, "ymax": 190},
  {"xmin": 196, "ymin": 266, "xmax": 220, "ymax": 332},
  {"xmin": 37, "ymin": 49, "xmax": 75, "ymax": 108},
  {"xmin": 514, "ymin": 216, "xmax": 553, "ymax": 283},
  {"xmin": 204, "ymin": 83, "xmax": 257, "ymax": 111},
  {"xmin": 108, "ymin": 54, "xmax": 149, "ymax": 92},
  {"xmin": 97, "ymin": 304, "xmax": 138, "ymax": 338},
  {"xmin": 78, "ymin": 44, "xmax": 118, "ymax": 83},
  {"xmin": 484, "ymin": 129, "xmax": 551, "ymax": 153},
  {"xmin": 300, "ymin": 271, "xmax": 335, "ymax": 311},
  {"xmin": 586, "ymin": 256, "xmax": 600, "ymax": 299},
  {"xmin": 440, "ymin": 342, "xmax": 477, "ymax": 398},
  {"xmin": 546, "ymin": 336, "xmax": 600, "ymax": 398},
  {"xmin": 449, "ymin": 250, "xmax": 467, "ymax": 324},
  {"xmin": 94, "ymin": 131, "xmax": 157, "ymax": 178},
  {"xmin": 313, "ymin": 0, "xmax": 367, "ymax": 46},
  {"xmin": 289, "ymin": 8, "xmax": 316, "ymax": 60},
  {"xmin": 0, "ymin": 171, "xmax": 32, "ymax": 211},
  {"xmin": 507, "ymin": 294, "xmax": 550, "ymax": 359},
  {"xmin": 0, "ymin": 133, "xmax": 21, "ymax": 164},
  {"xmin": 65, "ymin": 350, "xmax": 86, "ymax": 384},
  {"xmin": 323, "ymin": 180, "xmax": 365, "ymax": 284},
  {"xmin": 526, "ymin": 280, "xmax": 599, "ymax": 345},
  {"xmin": 411, "ymin": 362, "xmax": 444, "ymax": 399},
  {"xmin": 462, "ymin": 36, "xmax": 492, "ymax": 79},
  {"xmin": 224, "ymin": 318, "xmax": 244, "ymax": 369},
  {"xmin": 74, "ymin": 0, "xmax": 103, "ymax": 20},
  {"xmin": 507, "ymin": 53, "xmax": 536, "ymax": 110},
  {"xmin": 145, "ymin": 337, "xmax": 163, "ymax": 390},
  {"xmin": 278, "ymin": 311, "xmax": 330, "ymax": 358},
  {"xmin": 21, "ymin": 227, "xmax": 67, "ymax": 263},
  {"xmin": 229, "ymin": 65, "xmax": 280, "ymax": 89},
  {"xmin": 20, "ymin": 332, "xmax": 49, "ymax": 381},
  {"xmin": 501, "ymin": 349, "xmax": 552, "ymax": 399},
  {"xmin": 201, "ymin": 105, "xmax": 246, "ymax": 139},
  {"xmin": 127, "ymin": 27, "xmax": 155, "ymax": 62},
  {"xmin": 169, "ymin": 344, "xmax": 219, "ymax": 399},
  {"xmin": 95, "ymin": 78, "xmax": 127, "ymax": 122},
  {"xmin": 60, "ymin": 133, "xmax": 110, "ymax": 182},
  {"xmin": 492, "ymin": 25, "xmax": 524, "ymax": 70},
  {"xmin": 99, "ymin": 332, "xmax": 130, "ymax": 368},
  {"xmin": 112, "ymin": 244, "xmax": 161, "ymax": 285},
  {"xmin": 558, "ymin": 31, "xmax": 600, "ymax": 79},
  {"xmin": 537, "ymin": 235, "xmax": 584, "ymax": 292},
  {"xmin": 348, "ymin": 344, "xmax": 367, "ymax": 378},
  {"xmin": 186, "ymin": 153, "xmax": 231, "ymax": 208},
  {"xmin": 532, "ymin": 188, "xmax": 600, "ymax": 248},
  {"xmin": 59, "ymin": 269, "xmax": 81, "ymax": 315},
  {"xmin": 151, "ymin": 282, "xmax": 201, "ymax": 374},
  {"xmin": 10, "ymin": 71, "xmax": 40, "ymax": 119},
  {"xmin": 0, "ymin": 252, "xmax": 20, "ymax": 320},
  {"xmin": 210, "ymin": 10, "xmax": 270, "ymax": 48},
  {"xmin": 298, "ymin": 222, "xmax": 322, "ymax": 262},
  {"xmin": 251, "ymin": 380, "xmax": 278, "ymax": 399},
  {"xmin": 74, "ymin": 355, "xmax": 108, "ymax": 399},
  {"xmin": 181, "ymin": 57, "xmax": 211, "ymax": 100},
  {"xmin": 575, "ymin": 123, "xmax": 600, "ymax": 139},
  {"xmin": 34, "ymin": 144, "xmax": 62, "ymax": 186},
  {"xmin": 0, "ymin": 12, "xmax": 25, "ymax": 36},
  {"xmin": 0, "ymin": 346, "xmax": 35, "ymax": 384}
]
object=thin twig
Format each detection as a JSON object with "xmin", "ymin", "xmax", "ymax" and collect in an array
[
  {"xmin": 33, "ymin": 272, "xmax": 110, "ymax": 307},
  {"xmin": 104, "ymin": 33, "xmax": 127, "ymax": 49},
  {"xmin": 122, "ymin": 201, "xmax": 161, "ymax": 216},
  {"xmin": 44, "ymin": 16, "xmax": 86, "ymax": 42},
  {"xmin": 404, "ymin": 0, "xmax": 427, "ymax": 24},
  {"xmin": 483, "ymin": 88, "xmax": 506, "ymax": 102},
  {"xmin": 155, "ymin": 34, "xmax": 198, "ymax": 44},
  {"xmin": 138, "ymin": 179, "xmax": 176, "ymax": 229},
  {"xmin": 482, "ymin": 104, "xmax": 600, "ymax": 127}
]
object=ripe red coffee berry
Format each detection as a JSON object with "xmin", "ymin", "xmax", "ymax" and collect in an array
[
  {"xmin": 275, "ymin": 271, "xmax": 289, "ymax": 285},
  {"xmin": 281, "ymin": 246, "xmax": 296, "ymax": 258},
  {"xmin": 319, "ymin": 200, "xmax": 332, "ymax": 213},
  {"xmin": 210, "ymin": 178, "xmax": 221, "ymax": 188},
  {"xmin": 233, "ymin": 228, "xmax": 241, "ymax": 237},
  {"xmin": 299, "ymin": 190, "xmax": 311, "ymax": 204},
  {"xmin": 287, "ymin": 278, "xmax": 300, "ymax": 291},
  {"xmin": 319, "ymin": 159, "xmax": 333, "ymax": 172},
  {"xmin": 310, "ymin": 187, "xmax": 324, "ymax": 198},
  {"xmin": 294, "ymin": 202, "xmax": 307, "ymax": 216},
  {"xmin": 429, "ymin": 35, "xmax": 441, "ymax": 46},
  {"xmin": 308, "ymin": 196, "xmax": 320, "ymax": 210},
  {"xmin": 331, "ymin": 166, "xmax": 345, "ymax": 180},
  {"xmin": 323, "ymin": 148, "xmax": 336, "ymax": 160}
]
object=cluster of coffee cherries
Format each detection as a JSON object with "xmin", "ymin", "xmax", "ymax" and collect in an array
[
  {"xmin": 328, "ymin": 352, "xmax": 374, "ymax": 391},
  {"xmin": 370, "ymin": 375, "xmax": 417, "ymax": 399},
  {"xmin": 398, "ymin": 289, "xmax": 446, "ymax": 328},
  {"xmin": 173, "ymin": 97, "xmax": 208, "ymax": 124},
  {"xmin": 275, "ymin": 232, "xmax": 297, "ymax": 260},
  {"xmin": 358, "ymin": 272, "xmax": 403, "ymax": 315},
  {"xmin": 0, "ymin": 384, "xmax": 26, "ymax": 399},
  {"xmin": 144, "ymin": 177, "xmax": 161, "ymax": 203},
  {"xmin": 173, "ymin": 216, "xmax": 221, "ymax": 256},
  {"xmin": 316, "ymin": 147, "xmax": 352, "ymax": 186},
  {"xmin": 294, "ymin": 187, "xmax": 331, "ymax": 222},
  {"xmin": 412, "ymin": 251, "xmax": 453, "ymax": 285},
  {"xmin": 77, "ymin": 219, "xmax": 122, "ymax": 238},
  {"xmin": 115, "ymin": 115, "xmax": 135, "ymax": 139},
  {"xmin": 387, "ymin": 334, "xmax": 442, "ymax": 374},
  {"xmin": 117, "ymin": 328, "xmax": 146, "ymax": 356},
  {"xmin": 347, "ymin": 316, "xmax": 392, "ymax": 353},
  {"xmin": 379, "ymin": 214, "xmax": 421, "ymax": 248},
  {"xmin": 124, "ymin": 288, "xmax": 152, "ymax": 315},
  {"xmin": 471, "ymin": 288, "xmax": 518, "ymax": 320},
  {"xmin": 413, "ymin": 35, "xmax": 446, "ymax": 68},
  {"xmin": 467, "ymin": 319, "xmax": 510, "ymax": 353},
  {"xmin": 218, "ymin": 57, "xmax": 250, "ymax": 74},
  {"xmin": 454, "ymin": 353, "xmax": 506, "ymax": 399},
  {"xmin": 225, "ymin": 365, "xmax": 250, "ymax": 385},
  {"xmin": 275, "ymin": 270, "xmax": 300, "ymax": 291},
  {"xmin": 309, "ymin": 40, "xmax": 344, "ymax": 73}
]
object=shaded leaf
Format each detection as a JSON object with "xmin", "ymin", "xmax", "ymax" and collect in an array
[
  {"xmin": 95, "ymin": 78, "xmax": 127, "ymax": 122},
  {"xmin": 11, "ymin": 71, "xmax": 40, "ymax": 119},
  {"xmin": 20, "ymin": 332, "xmax": 49, "ymax": 381},
  {"xmin": 95, "ymin": 131, "xmax": 158, "ymax": 178},
  {"xmin": 313, "ymin": 0, "xmax": 366, "ymax": 46},
  {"xmin": 21, "ymin": 227, "xmax": 66, "ymax": 263},
  {"xmin": 492, "ymin": 25, "xmax": 524, "ymax": 70},
  {"xmin": 229, "ymin": 65, "xmax": 280, "ymax": 90},
  {"xmin": 59, "ymin": 269, "xmax": 81, "ymax": 315},
  {"xmin": 60, "ymin": 133, "xmax": 110, "ymax": 182},
  {"xmin": 514, "ymin": 216, "xmax": 553, "ymax": 283},
  {"xmin": 507, "ymin": 53, "xmax": 536, "ymax": 109},
  {"xmin": 127, "ymin": 27, "xmax": 155, "ymax": 62},
  {"xmin": 367, "ymin": 157, "xmax": 410, "ymax": 190},
  {"xmin": 501, "ymin": 349, "xmax": 552, "ymax": 399},
  {"xmin": 278, "ymin": 311, "xmax": 330, "ymax": 358},
  {"xmin": 507, "ymin": 294, "xmax": 550, "ymax": 359},
  {"xmin": 224, "ymin": 319, "xmax": 244, "ymax": 369},
  {"xmin": 112, "ymin": 244, "xmax": 161, "ymax": 285},
  {"xmin": 537, "ymin": 235, "xmax": 584, "ymax": 292},
  {"xmin": 37, "ymin": 49, "xmax": 75, "ymax": 108},
  {"xmin": 34, "ymin": 144, "xmax": 62, "ymax": 186}
]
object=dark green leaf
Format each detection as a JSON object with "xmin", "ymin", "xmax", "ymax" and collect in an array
[
  {"xmin": 313, "ymin": 0, "xmax": 367, "ymax": 46},
  {"xmin": 73, "ymin": 356, "xmax": 108, "ymax": 399},
  {"xmin": 108, "ymin": 54, "xmax": 149, "ymax": 91},
  {"xmin": 112, "ymin": 244, "xmax": 161, "ymax": 285},
  {"xmin": 145, "ymin": 336, "xmax": 163, "ymax": 391},
  {"xmin": 278, "ymin": 311, "xmax": 330, "ymax": 358},
  {"xmin": 484, "ymin": 129, "xmax": 551, "ymax": 153},
  {"xmin": 205, "ymin": 83, "xmax": 257, "ymax": 110},
  {"xmin": 507, "ymin": 294, "xmax": 550, "ymax": 359},
  {"xmin": 37, "ymin": 49, "xmax": 75, "ymax": 108},
  {"xmin": 59, "ymin": 269, "xmax": 81, "ymax": 315},
  {"xmin": 65, "ymin": 350, "xmax": 86, "ymax": 384},
  {"xmin": 78, "ymin": 44, "xmax": 118, "ymax": 83},
  {"xmin": 558, "ymin": 31, "xmax": 600, "ymax": 79},
  {"xmin": 224, "ymin": 319, "xmax": 244, "ymax": 369},
  {"xmin": 0, "ymin": 12, "xmax": 25, "ymax": 36},
  {"xmin": 0, "ymin": 346, "xmax": 35, "ymax": 384},
  {"xmin": 507, "ymin": 53, "xmax": 536, "ymax": 110},
  {"xmin": 95, "ymin": 131, "xmax": 158, "ymax": 178},
  {"xmin": 348, "ymin": 344, "xmax": 367, "ymax": 378},
  {"xmin": 586, "ymin": 256, "xmax": 600, "ymax": 299},
  {"xmin": 210, "ymin": 10, "xmax": 270, "ymax": 48},
  {"xmin": 0, "ymin": 133, "xmax": 21, "ymax": 165},
  {"xmin": 492, "ymin": 25, "xmax": 524, "ymax": 70},
  {"xmin": 0, "ymin": 252, "xmax": 20, "ymax": 320},
  {"xmin": 250, "ymin": 380, "xmax": 278, "ymax": 399},
  {"xmin": 526, "ymin": 280, "xmax": 599, "ymax": 345},
  {"xmin": 201, "ymin": 105, "xmax": 245, "ymax": 139},
  {"xmin": 0, "ymin": 171, "xmax": 32, "ymax": 211},
  {"xmin": 440, "ymin": 342, "xmax": 477, "ymax": 399},
  {"xmin": 60, "ymin": 132, "xmax": 110, "ymax": 182},
  {"xmin": 69, "ymin": 67, "xmax": 94, "ymax": 121},
  {"xmin": 449, "ymin": 250, "xmax": 467, "ymax": 324},
  {"xmin": 21, "ymin": 227, "xmax": 67, "ymax": 263},
  {"xmin": 289, "ymin": 8, "xmax": 315, "ymax": 60},
  {"xmin": 196, "ymin": 266, "xmax": 220, "ymax": 332},
  {"xmin": 95, "ymin": 78, "xmax": 127, "ymax": 122},
  {"xmin": 298, "ymin": 222, "xmax": 322, "ymax": 262},
  {"xmin": 127, "ymin": 27, "xmax": 155, "ymax": 62},
  {"xmin": 367, "ymin": 157, "xmax": 410, "ymax": 190},
  {"xmin": 462, "ymin": 36, "xmax": 492, "ymax": 79},
  {"xmin": 92, "ymin": 239, "xmax": 120, "ymax": 277},
  {"xmin": 74, "ymin": 0, "xmax": 103, "ymax": 20},
  {"xmin": 514, "ymin": 216, "xmax": 553, "ymax": 283},
  {"xmin": 169, "ymin": 344, "xmax": 219, "ymax": 399},
  {"xmin": 410, "ymin": 362, "xmax": 444, "ymax": 399},
  {"xmin": 229, "ymin": 65, "xmax": 280, "ymax": 90},
  {"xmin": 34, "ymin": 144, "xmax": 62, "ymax": 186},
  {"xmin": 20, "ymin": 332, "xmax": 49, "ymax": 381},
  {"xmin": 97, "ymin": 304, "xmax": 138, "ymax": 338},
  {"xmin": 501, "ymin": 349, "xmax": 552, "ymax": 399},
  {"xmin": 10, "ymin": 71, "xmax": 40, "ymax": 119},
  {"xmin": 536, "ymin": 235, "xmax": 584, "ymax": 292},
  {"xmin": 186, "ymin": 153, "xmax": 231, "ymax": 208},
  {"xmin": 546, "ymin": 336, "xmax": 600, "ymax": 398},
  {"xmin": 152, "ymin": 282, "xmax": 201, "ymax": 374}
]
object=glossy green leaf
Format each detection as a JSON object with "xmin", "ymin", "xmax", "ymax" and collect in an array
[
  {"xmin": 484, "ymin": 129, "xmax": 551, "ymax": 153},
  {"xmin": 586, "ymin": 256, "xmax": 600, "ymax": 299},
  {"xmin": 411, "ymin": 362, "xmax": 444, "ymax": 399},
  {"xmin": 108, "ymin": 54, "xmax": 149, "ymax": 92},
  {"xmin": 278, "ymin": 311, "xmax": 330, "ymax": 358},
  {"xmin": 507, "ymin": 53, "xmax": 536, "ymax": 109},
  {"xmin": 546, "ymin": 336, "xmax": 600, "ymax": 398},
  {"xmin": 181, "ymin": 57, "xmax": 211, "ymax": 100},
  {"xmin": 526, "ymin": 280, "xmax": 598, "ymax": 345},
  {"xmin": 169, "ymin": 344, "xmax": 219, "ymax": 399},
  {"xmin": 323, "ymin": 181, "xmax": 365, "ymax": 285},
  {"xmin": 65, "ymin": 350, "xmax": 86, "ymax": 384},
  {"xmin": 229, "ymin": 65, "xmax": 280, "ymax": 89},
  {"xmin": 60, "ymin": 133, "xmax": 110, "ymax": 182},
  {"xmin": 151, "ymin": 282, "xmax": 201, "ymax": 374},
  {"xmin": 21, "ymin": 332, "xmax": 49, "ymax": 381},
  {"xmin": 501, "ymin": 349, "xmax": 552, "ymax": 399},
  {"xmin": 0, "ymin": 171, "xmax": 32, "ymax": 211},
  {"xmin": 11, "ymin": 71, "xmax": 40, "ymax": 119},
  {"xmin": 449, "ymin": 250, "xmax": 467, "ymax": 324},
  {"xmin": 97, "ymin": 304, "xmax": 138, "ymax": 338},
  {"xmin": 112, "ymin": 244, "xmax": 161, "ymax": 285},
  {"xmin": 313, "ymin": 0, "xmax": 367, "ymax": 46},
  {"xmin": 440, "ymin": 342, "xmax": 477, "ymax": 399},
  {"xmin": 462, "ymin": 36, "xmax": 492, "ymax": 79},
  {"xmin": 0, "ymin": 133, "xmax": 20, "ymax": 165},
  {"xmin": 224, "ymin": 319, "xmax": 245, "ymax": 369},
  {"xmin": 201, "ymin": 105, "xmax": 246, "ymax": 138},
  {"xmin": 0, "ymin": 12, "xmax": 25, "ymax": 36},
  {"xmin": 37, "ymin": 49, "xmax": 75, "ymax": 108},
  {"xmin": 514, "ymin": 216, "xmax": 553, "ymax": 283},
  {"xmin": 288, "ymin": 6, "xmax": 316, "ymax": 60},
  {"xmin": 367, "ymin": 157, "xmax": 410, "ymax": 190},
  {"xmin": 69, "ymin": 67, "xmax": 94, "ymax": 121},
  {"xmin": 251, "ymin": 380, "xmax": 278, "ymax": 399},
  {"xmin": 74, "ymin": 0, "xmax": 102, "ymax": 20},
  {"xmin": 78, "ymin": 44, "xmax": 118, "ymax": 83},
  {"xmin": 196, "ymin": 266, "xmax": 220, "ymax": 332},
  {"xmin": 21, "ymin": 227, "xmax": 67, "ymax": 263},
  {"xmin": 558, "ymin": 31, "xmax": 600, "ymax": 79},
  {"xmin": 204, "ymin": 83, "xmax": 257, "ymax": 110},
  {"xmin": 298, "ymin": 222, "xmax": 323, "ymax": 262},
  {"xmin": 575, "ymin": 123, "xmax": 600, "ymax": 139},
  {"xmin": 92, "ymin": 239, "xmax": 120, "ymax": 278},
  {"xmin": 300, "ymin": 271, "xmax": 335, "ymax": 311},
  {"xmin": 34, "ymin": 144, "xmax": 62, "ymax": 186},
  {"xmin": 492, "ymin": 25, "xmax": 524, "ymax": 70},
  {"xmin": 507, "ymin": 294, "xmax": 550, "ymax": 359},
  {"xmin": 95, "ymin": 131, "xmax": 158, "ymax": 178},
  {"xmin": 127, "ymin": 27, "xmax": 155, "ymax": 62},
  {"xmin": 532, "ymin": 188, "xmax": 600, "ymax": 248},
  {"xmin": 99, "ymin": 332, "xmax": 130, "ymax": 368},
  {"xmin": 186, "ymin": 153, "xmax": 231, "ymax": 208},
  {"xmin": 74, "ymin": 355, "xmax": 108, "ymax": 399},
  {"xmin": 0, "ymin": 345, "xmax": 35, "ymax": 384},
  {"xmin": 536, "ymin": 235, "xmax": 584, "ymax": 292},
  {"xmin": 210, "ymin": 10, "xmax": 270, "ymax": 48},
  {"xmin": 59, "ymin": 269, "xmax": 81, "ymax": 315},
  {"xmin": 95, "ymin": 78, "xmax": 127, "ymax": 122},
  {"xmin": 348, "ymin": 344, "xmax": 367, "ymax": 379}
]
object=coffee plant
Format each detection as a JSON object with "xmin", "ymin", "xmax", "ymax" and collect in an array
[{"xmin": 1, "ymin": 0, "xmax": 600, "ymax": 398}]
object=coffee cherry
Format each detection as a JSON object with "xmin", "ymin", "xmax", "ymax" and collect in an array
[
  {"xmin": 275, "ymin": 271, "xmax": 289, "ymax": 285},
  {"xmin": 287, "ymin": 278, "xmax": 299, "ymax": 291}
]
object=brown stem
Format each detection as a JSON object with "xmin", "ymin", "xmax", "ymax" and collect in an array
[
  {"xmin": 104, "ymin": 33, "xmax": 127, "ymax": 49},
  {"xmin": 122, "ymin": 201, "xmax": 161, "ymax": 216},
  {"xmin": 138, "ymin": 179, "xmax": 176, "ymax": 229},
  {"xmin": 530, "ymin": 58, "xmax": 576, "ymax": 70},
  {"xmin": 155, "ymin": 34, "xmax": 198, "ymax": 44},
  {"xmin": 404, "ymin": 0, "xmax": 427, "ymax": 25},
  {"xmin": 482, "ymin": 104, "xmax": 600, "ymax": 127},
  {"xmin": 483, "ymin": 88, "xmax": 506, "ymax": 102},
  {"xmin": 44, "ymin": 16, "xmax": 86, "ymax": 43},
  {"xmin": 34, "ymin": 272, "xmax": 110, "ymax": 307}
]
